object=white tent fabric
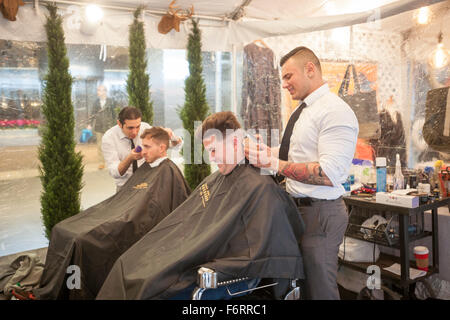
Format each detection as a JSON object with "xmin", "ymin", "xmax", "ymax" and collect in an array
[
  {"xmin": 0, "ymin": 0, "xmax": 445, "ymax": 50},
  {"xmin": 228, "ymin": 0, "xmax": 445, "ymax": 44}
]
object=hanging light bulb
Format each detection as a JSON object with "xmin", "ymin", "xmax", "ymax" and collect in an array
[
  {"xmin": 415, "ymin": 6, "xmax": 431, "ymax": 25},
  {"xmin": 85, "ymin": 4, "xmax": 103, "ymax": 23},
  {"xmin": 80, "ymin": 4, "xmax": 103, "ymax": 36},
  {"xmin": 429, "ymin": 32, "xmax": 450, "ymax": 69},
  {"xmin": 331, "ymin": 27, "xmax": 350, "ymax": 46}
]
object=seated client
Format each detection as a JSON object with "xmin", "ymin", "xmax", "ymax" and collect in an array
[
  {"xmin": 97, "ymin": 111, "xmax": 305, "ymax": 300},
  {"xmin": 34, "ymin": 127, "xmax": 190, "ymax": 300}
]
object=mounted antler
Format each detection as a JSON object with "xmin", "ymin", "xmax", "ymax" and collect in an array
[
  {"xmin": 158, "ymin": 0, "xmax": 194, "ymax": 34},
  {"xmin": 0, "ymin": 0, "xmax": 24, "ymax": 21}
]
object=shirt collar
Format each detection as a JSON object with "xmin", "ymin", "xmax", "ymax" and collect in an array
[
  {"xmin": 149, "ymin": 156, "xmax": 167, "ymax": 168},
  {"xmin": 302, "ymin": 83, "xmax": 329, "ymax": 107},
  {"xmin": 118, "ymin": 126, "xmax": 130, "ymax": 141}
]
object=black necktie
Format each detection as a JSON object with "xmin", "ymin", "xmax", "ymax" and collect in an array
[
  {"xmin": 130, "ymin": 138, "xmax": 138, "ymax": 173},
  {"xmin": 276, "ymin": 102, "xmax": 307, "ymax": 183},
  {"xmin": 279, "ymin": 102, "xmax": 307, "ymax": 161}
]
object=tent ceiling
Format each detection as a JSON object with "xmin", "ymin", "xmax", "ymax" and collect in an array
[
  {"xmin": 7, "ymin": 0, "xmax": 449, "ymax": 50},
  {"xmin": 49, "ymin": 0, "xmax": 448, "ymax": 33},
  {"xmin": 65, "ymin": 0, "xmax": 408, "ymax": 20}
]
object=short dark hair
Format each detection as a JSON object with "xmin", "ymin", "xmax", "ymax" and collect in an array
[
  {"xmin": 280, "ymin": 46, "xmax": 322, "ymax": 72},
  {"xmin": 198, "ymin": 111, "xmax": 241, "ymax": 140},
  {"xmin": 118, "ymin": 106, "xmax": 142, "ymax": 125},
  {"xmin": 140, "ymin": 127, "xmax": 170, "ymax": 149}
]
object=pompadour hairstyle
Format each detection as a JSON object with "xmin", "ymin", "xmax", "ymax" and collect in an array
[
  {"xmin": 198, "ymin": 111, "xmax": 242, "ymax": 140},
  {"xmin": 140, "ymin": 127, "xmax": 170, "ymax": 149},
  {"xmin": 280, "ymin": 46, "xmax": 322, "ymax": 73}
]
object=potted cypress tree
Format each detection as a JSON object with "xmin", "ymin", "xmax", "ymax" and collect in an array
[
  {"xmin": 180, "ymin": 19, "xmax": 211, "ymax": 189},
  {"xmin": 127, "ymin": 6, "xmax": 153, "ymax": 124},
  {"xmin": 38, "ymin": 4, "xmax": 84, "ymax": 239}
]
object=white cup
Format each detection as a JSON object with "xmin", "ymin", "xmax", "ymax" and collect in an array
[{"xmin": 414, "ymin": 246, "xmax": 429, "ymax": 271}]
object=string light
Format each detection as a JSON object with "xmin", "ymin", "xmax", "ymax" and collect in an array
[
  {"xmin": 415, "ymin": 6, "xmax": 430, "ymax": 25},
  {"xmin": 80, "ymin": 4, "xmax": 104, "ymax": 35},
  {"xmin": 85, "ymin": 4, "xmax": 103, "ymax": 23},
  {"xmin": 331, "ymin": 27, "xmax": 350, "ymax": 46},
  {"xmin": 428, "ymin": 32, "xmax": 449, "ymax": 69}
]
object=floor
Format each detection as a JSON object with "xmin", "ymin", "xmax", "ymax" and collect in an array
[
  {"xmin": 0, "ymin": 140, "xmax": 117, "ymax": 258},
  {"xmin": 0, "ymin": 165, "xmax": 116, "ymax": 257}
]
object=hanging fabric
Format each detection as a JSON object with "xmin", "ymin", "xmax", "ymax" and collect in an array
[
  {"xmin": 241, "ymin": 42, "xmax": 282, "ymax": 148},
  {"xmin": 338, "ymin": 64, "xmax": 380, "ymax": 140}
]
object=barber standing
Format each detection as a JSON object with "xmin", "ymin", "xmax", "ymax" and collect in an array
[
  {"xmin": 102, "ymin": 106, "xmax": 182, "ymax": 193},
  {"xmin": 245, "ymin": 46, "xmax": 359, "ymax": 300}
]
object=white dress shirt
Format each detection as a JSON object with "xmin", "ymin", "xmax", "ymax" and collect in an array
[
  {"xmin": 101, "ymin": 122, "xmax": 152, "ymax": 187},
  {"xmin": 286, "ymin": 83, "xmax": 359, "ymax": 200},
  {"xmin": 149, "ymin": 156, "xmax": 168, "ymax": 168}
]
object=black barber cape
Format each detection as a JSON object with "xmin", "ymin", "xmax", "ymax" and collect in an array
[
  {"xmin": 34, "ymin": 159, "xmax": 190, "ymax": 300},
  {"xmin": 97, "ymin": 164, "xmax": 305, "ymax": 300}
]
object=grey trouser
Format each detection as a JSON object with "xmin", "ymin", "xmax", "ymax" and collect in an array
[{"xmin": 297, "ymin": 197, "xmax": 348, "ymax": 300}]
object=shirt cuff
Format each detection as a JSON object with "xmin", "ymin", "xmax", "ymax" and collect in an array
[
  {"xmin": 320, "ymin": 161, "xmax": 343, "ymax": 188},
  {"xmin": 108, "ymin": 161, "xmax": 122, "ymax": 179}
]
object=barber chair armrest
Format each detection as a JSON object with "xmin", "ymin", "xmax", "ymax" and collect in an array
[
  {"xmin": 192, "ymin": 267, "xmax": 250, "ymax": 300},
  {"xmin": 192, "ymin": 267, "xmax": 301, "ymax": 300}
]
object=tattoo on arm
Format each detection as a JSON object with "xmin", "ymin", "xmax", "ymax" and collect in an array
[{"xmin": 278, "ymin": 160, "xmax": 333, "ymax": 186}]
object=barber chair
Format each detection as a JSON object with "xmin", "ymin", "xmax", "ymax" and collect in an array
[{"xmin": 192, "ymin": 267, "xmax": 303, "ymax": 300}]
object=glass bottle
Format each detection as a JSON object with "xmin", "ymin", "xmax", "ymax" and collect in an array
[{"xmin": 393, "ymin": 154, "xmax": 404, "ymax": 190}]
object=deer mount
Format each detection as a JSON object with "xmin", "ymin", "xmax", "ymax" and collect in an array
[
  {"xmin": 158, "ymin": 0, "xmax": 194, "ymax": 34},
  {"xmin": 0, "ymin": 0, "xmax": 24, "ymax": 21}
]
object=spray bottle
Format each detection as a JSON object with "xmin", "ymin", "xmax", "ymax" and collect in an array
[{"xmin": 393, "ymin": 153, "xmax": 404, "ymax": 190}]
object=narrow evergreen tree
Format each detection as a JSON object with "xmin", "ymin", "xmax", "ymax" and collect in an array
[
  {"xmin": 180, "ymin": 19, "xmax": 211, "ymax": 189},
  {"xmin": 127, "ymin": 6, "xmax": 153, "ymax": 124},
  {"xmin": 38, "ymin": 4, "xmax": 84, "ymax": 239}
]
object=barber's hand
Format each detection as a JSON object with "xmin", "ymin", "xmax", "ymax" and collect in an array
[
  {"xmin": 129, "ymin": 148, "xmax": 143, "ymax": 161},
  {"xmin": 163, "ymin": 127, "xmax": 174, "ymax": 139},
  {"xmin": 243, "ymin": 134, "xmax": 279, "ymax": 171},
  {"xmin": 163, "ymin": 127, "xmax": 181, "ymax": 146}
]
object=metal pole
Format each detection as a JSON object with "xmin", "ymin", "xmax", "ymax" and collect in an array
[
  {"xmin": 231, "ymin": 44, "xmax": 237, "ymax": 115},
  {"xmin": 30, "ymin": 0, "xmax": 230, "ymax": 22},
  {"xmin": 215, "ymin": 52, "xmax": 222, "ymax": 113}
]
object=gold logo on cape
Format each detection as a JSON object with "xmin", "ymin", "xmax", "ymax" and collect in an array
[
  {"xmin": 199, "ymin": 183, "xmax": 210, "ymax": 207},
  {"xmin": 133, "ymin": 182, "xmax": 148, "ymax": 190}
]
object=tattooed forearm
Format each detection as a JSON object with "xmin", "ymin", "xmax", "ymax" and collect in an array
[{"xmin": 278, "ymin": 160, "xmax": 333, "ymax": 186}]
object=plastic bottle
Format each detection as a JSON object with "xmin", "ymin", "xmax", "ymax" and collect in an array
[
  {"xmin": 361, "ymin": 160, "xmax": 373, "ymax": 184},
  {"xmin": 351, "ymin": 159, "xmax": 363, "ymax": 185},
  {"xmin": 342, "ymin": 178, "xmax": 351, "ymax": 196},
  {"xmin": 393, "ymin": 153, "xmax": 404, "ymax": 190},
  {"xmin": 433, "ymin": 183, "xmax": 440, "ymax": 200},
  {"xmin": 376, "ymin": 157, "xmax": 387, "ymax": 192}
]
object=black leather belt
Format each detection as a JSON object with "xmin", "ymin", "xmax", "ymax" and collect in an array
[
  {"xmin": 293, "ymin": 197, "xmax": 313, "ymax": 206},
  {"xmin": 292, "ymin": 196, "xmax": 341, "ymax": 207}
]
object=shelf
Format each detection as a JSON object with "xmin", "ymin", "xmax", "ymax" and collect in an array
[
  {"xmin": 343, "ymin": 196, "xmax": 450, "ymax": 215},
  {"xmin": 345, "ymin": 230, "xmax": 433, "ymax": 249},
  {"xmin": 340, "ymin": 196, "xmax": 446, "ymax": 297},
  {"xmin": 339, "ymin": 252, "xmax": 437, "ymax": 285},
  {"xmin": 407, "ymin": 231, "xmax": 434, "ymax": 244}
]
